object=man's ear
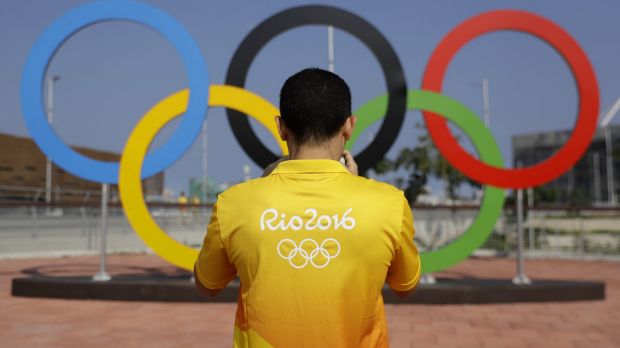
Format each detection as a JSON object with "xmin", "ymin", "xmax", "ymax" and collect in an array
[
  {"xmin": 343, "ymin": 115, "xmax": 357, "ymax": 140},
  {"xmin": 275, "ymin": 116, "xmax": 288, "ymax": 141}
]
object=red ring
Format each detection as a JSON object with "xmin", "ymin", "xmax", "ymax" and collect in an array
[{"xmin": 421, "ymin": 10, "xmax": 599, "ymax": 189}]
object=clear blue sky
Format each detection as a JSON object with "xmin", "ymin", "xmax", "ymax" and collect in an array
[{"xmin": 1, "ymin": 0, "xmax": 619, "ymax": 195}]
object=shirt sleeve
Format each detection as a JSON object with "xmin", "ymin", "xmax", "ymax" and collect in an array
[
  {"xmin": 194, "ymin": 195, "xmax": 236, "ymax": 290},
  {"xmin": 386, "ymin": 195, "xmax": 422, "ymax": 292}
]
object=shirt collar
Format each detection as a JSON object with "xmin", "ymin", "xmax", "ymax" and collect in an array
[{"xmin": 270, "ymin": 159, "xmax": 350, "ymax": 175}]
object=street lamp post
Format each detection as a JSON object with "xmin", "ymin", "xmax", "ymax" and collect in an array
[
  {"xmin": 327, "ymin": 26, "xmax": 335, "ymax": 73},
  {"xmin": 470, "ymin": 79, "xmax": 490, "ymax": 128},
  {"xmin": 45, "ymin": 75, "xmax": 60, "ymax": 210},
  {"xmin": 482, "ymin": 79, "xmax": 490, "ymax": 128},
  {"xmin": 469, "ymin": 79, "xmax": 491, "ymax": 205}
]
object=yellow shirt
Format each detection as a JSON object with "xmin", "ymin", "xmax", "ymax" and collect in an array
[{"xmin": 195, "ymin": 159, "xmax": 421, "ymax": 348}]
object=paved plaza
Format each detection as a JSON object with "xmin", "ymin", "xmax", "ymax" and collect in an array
[{"xmin": 0, "ymin": 254, "xmax": 618, "ymax": 347}]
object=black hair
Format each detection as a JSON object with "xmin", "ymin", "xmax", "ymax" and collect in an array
[{"xmin": 279, "ymin": 68, "xmax": 351, "ymax": 145}]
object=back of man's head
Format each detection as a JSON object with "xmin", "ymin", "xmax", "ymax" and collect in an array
[{"xmin": 279, "ymin": 68, "xmax": 352, "ymax": 146}]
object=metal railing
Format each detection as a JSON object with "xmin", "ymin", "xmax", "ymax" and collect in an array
[
  {"xmin": 2, "ymin": 201, "xmax": 618, "ymax": 257},
  {"xmin": 0, "ymin": 202, "xmax": 212, "ymax": 257}
]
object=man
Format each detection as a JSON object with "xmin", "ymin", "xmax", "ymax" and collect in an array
[{"xmin": 194, "ymin": 68, "xmax": 421, "ymax": 347}]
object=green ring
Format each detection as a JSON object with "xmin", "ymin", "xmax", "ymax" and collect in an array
[{"xmin": 349, "ymin": 90, "xmax": 505, "ymax": 273}]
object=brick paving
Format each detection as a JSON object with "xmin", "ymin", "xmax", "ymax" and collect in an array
[{"xmin": 0, "ymin": 254, "xmax": 618, "ymax": 347}]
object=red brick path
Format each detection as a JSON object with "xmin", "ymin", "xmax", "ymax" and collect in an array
[{"xmin": 0, "ymin": 254, "xmax": 617, "ymax": 347}]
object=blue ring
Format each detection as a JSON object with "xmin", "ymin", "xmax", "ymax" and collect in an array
[{"xmin": 20, "ymin": 0, "xmax": 209, "ymax": 183}]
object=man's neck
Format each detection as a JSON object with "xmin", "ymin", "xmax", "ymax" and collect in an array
[{"xmin": 287, "ymin": 144, "xmax": 342, "ymax": 161}]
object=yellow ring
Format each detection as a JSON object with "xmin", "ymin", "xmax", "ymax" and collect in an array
[{"xmin": 119, "ymin": 85, "xmax": 285, "ymax": 270}]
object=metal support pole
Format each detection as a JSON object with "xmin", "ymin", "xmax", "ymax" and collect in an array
[
  {"xmin": 45, "ymin": 77, "xmax": 57, "ymax": 213},
  {"xmin": 45, "ymin": 160, "xmax": 52, "ymax": 207},
  {"xmin": 527, "ymin": 188, "xmax": 534, "ymax": 250},
  {"xmin": 513, "ymin": 188, "xmax": 531, "ymax": 285},
  {"xmin": 93, "ymin": 183, "xmax": 111, "ymax": 281},
  {"xmin": 327, "ymin": 26, "xmax": 335, "ymax": 73},
  {"xmin": 202, "ymin": 120, "xmax": 208, "ymax": 203}
]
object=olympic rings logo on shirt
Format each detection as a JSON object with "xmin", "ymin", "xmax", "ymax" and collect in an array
[
  {"xmin": 20, "ymin": 0, "xmax": 599, "ymax": 273},
  {"xmin": 277, "ymin": 238, "xmax": 341, "ymax": 269}
]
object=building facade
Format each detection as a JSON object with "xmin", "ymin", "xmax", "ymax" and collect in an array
[
  {"xmin": 0, "ymin": 133, "xmax": 164, "ymax": 203},
  {"xmin": 512, "ymin": 125, "xmax": 620, "ymax": 205}
]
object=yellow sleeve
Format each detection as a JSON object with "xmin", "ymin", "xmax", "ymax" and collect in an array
[
  {"xmin": 194, "ymin": 195, "xmax": 236, "ymax": 289},
  {"xmin": 386, "ymin": 196, "xmax": 422, "ymax": 291}
]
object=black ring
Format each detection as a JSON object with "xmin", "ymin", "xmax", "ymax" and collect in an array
[{"xmin": 225, "ymin": 5, "xmax": 407, "ymax": 174}]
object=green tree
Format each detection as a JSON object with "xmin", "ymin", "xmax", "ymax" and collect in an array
[{"xmin": 371, "ymin": 122, "xmax": 476, "ymax": 204}]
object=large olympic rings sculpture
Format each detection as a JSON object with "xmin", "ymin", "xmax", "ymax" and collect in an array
[{"xmin": 20, "ymin": 0, "xmax": 599, "ymax": 273}]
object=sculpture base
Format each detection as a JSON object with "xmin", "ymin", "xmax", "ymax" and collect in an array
[{"xmin": 12, "ymin": 275, "xmax": 604, "ymax": 304}]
